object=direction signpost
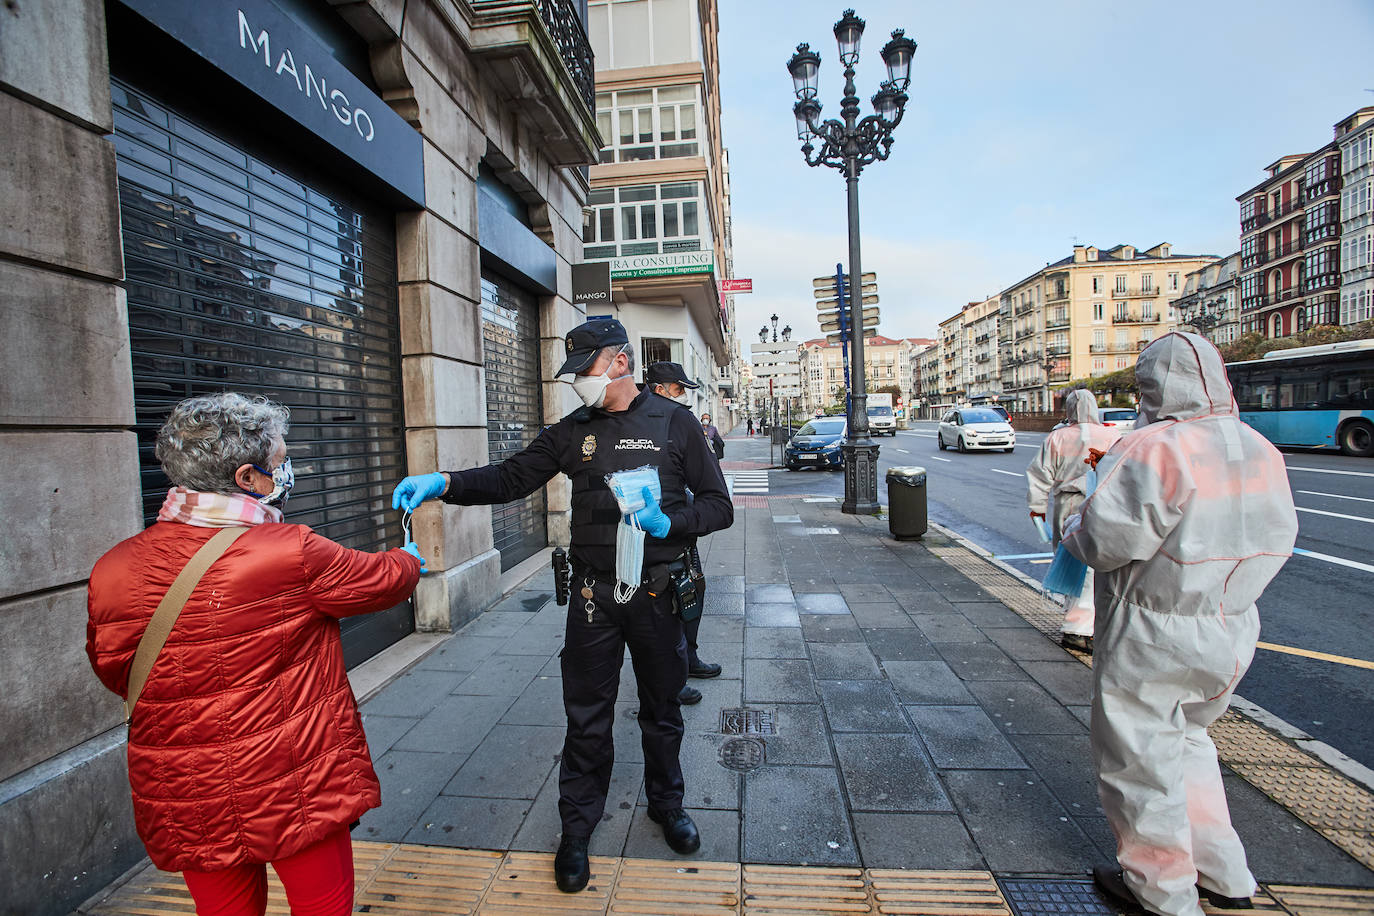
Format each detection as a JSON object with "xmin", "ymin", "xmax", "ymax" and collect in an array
[{"xmin": 815, "ymin": 266, "xmax": 879, "ymax": 426}]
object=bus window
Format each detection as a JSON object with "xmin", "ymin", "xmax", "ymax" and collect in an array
[
  {"xmin": 1330, "ymin": 369, "xmax": 1374, "ymax": 408},
  {"xmin": 1279, "ymin": 370, "xmax": 1323, "ymax": 409},
  {"xmin": 1238, "ymin": 380, "xmax": 1276, "ymax": 410}
]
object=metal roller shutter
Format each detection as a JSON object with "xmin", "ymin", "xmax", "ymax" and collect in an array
[{"xmin": 111, "ymin": 78, "xmax": 413, "ymax": 663}]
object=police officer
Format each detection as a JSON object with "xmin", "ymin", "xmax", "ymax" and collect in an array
[
  {"xmin": 643, "ymin": 361, "xmax": 726, "ymax": 705},
  {"xmin": 392, "ymin": 320, "xmax": 733, "ymax": 895}
]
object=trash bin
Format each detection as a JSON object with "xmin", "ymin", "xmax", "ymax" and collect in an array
[{"xmin": 886, "ymin": 466, "xmax": 927, "ymax": 540}]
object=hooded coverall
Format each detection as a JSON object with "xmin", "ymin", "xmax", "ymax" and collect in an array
[
  {"xmin": 1062, "ymin": 332, "xmax": 1297, "ymax": 916},
  {"xmin": 1026, "ymin": 389, "xmax": 1122, "ymax": 637}
]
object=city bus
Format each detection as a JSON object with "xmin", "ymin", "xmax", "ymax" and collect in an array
[{"xmin": 1226, "ymin": 339, "xmax": 1374, "ymax": 457}]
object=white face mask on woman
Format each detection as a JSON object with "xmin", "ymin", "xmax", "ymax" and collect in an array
[{"xmin": 570, "ymin": 346, "xmax": 629, "ymax": 408}]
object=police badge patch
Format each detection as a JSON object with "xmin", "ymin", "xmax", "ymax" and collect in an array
[{"xmin": 581, "ymin": 434, "xmax": 597, "ymax": 461}]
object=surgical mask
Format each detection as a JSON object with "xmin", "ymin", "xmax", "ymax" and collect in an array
[
  {"xmin": 570, "ymin": 346, "xmax": 628, "ymax": 408},
  {"xmin": 248, "ymin": 456, "xmax": 294, "ymax": 507},
  {"xmin": 615, "ymin": 516, "xmax": 645, "ymax": 603},
  {"xmin": 605, "ymin": 466, "xmax": 662, "ymax": 514}
]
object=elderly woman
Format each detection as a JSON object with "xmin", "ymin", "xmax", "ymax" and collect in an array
[{"xmin": 87, "ymin": 393, "xmax": 422, "ymax": 916}]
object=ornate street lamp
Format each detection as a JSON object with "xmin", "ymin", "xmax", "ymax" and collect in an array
[
  {"xmin": 787, "ymin": 8, "xmax": 916, "ymax": 515},
  {"xmin": 770, "ymin": 313, "xmax": 780, "ymax": 342}
]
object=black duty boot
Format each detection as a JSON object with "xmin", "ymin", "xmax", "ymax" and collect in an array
[
  {"xmin": 679, "ymin": 685, "xmax": 702, "ymax": 705},
  {"xmin": 1061, "ymin": 633, "xmax": 1093, "ymax": 654},
  {"xmin": 554, "ymin": 835, "xmax": 590, "ymax": 893},
  {"xmin": 648, "ymin": 807, "xmax": 701, "ymax": 854},
  {"xmin": 1092, "ymin": 865, "xmax": 1163, "ymax": 916},
  {"xmin": 688, "ymin": 659, "xmax": 723, "ymax": 678},
  {"xmin": 1197, "ymin": 884, "xmax": 1254, "ymax": 909}
]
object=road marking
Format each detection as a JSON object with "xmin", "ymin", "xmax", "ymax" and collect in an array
[
  {"xmin": 896, "ymin": 448, "xmax": 910, "ymax": 453},
  {"xmin": 990, "ymin": 469, "xmax": 1023, "ymax": 478},
  {"xmin": 1292, "ymin": 546, "xmax": 1374, "ymax": 574},
  {"xmin": 994, "ymin": 552, "xmax": 1055, "ymax": 560},
  {"xmin": 728, "ymin": 472, "xmax": 770, "ymax": 497},
  {"xmin": 1287, "ymin": 465, "xmax": 1374, "ymax": 478},
  {"xmin": 1296, "ymin": 506, "xmax": 1374, "ymax": 524},
  {"xmin": 1297, "ymin": 490, "xmax": 1374, "ymax": 504},
  {"xmin": 907, "ymin": 433, "xmax": 938, "ymax": 438},
  {"xmin": 1256, "ymin": 641, "xmax": 1374, "ymax": 671},
  {"xmin": 929, "ymin": 456, "xmax": 952, "ymax": 462},
  {"xmin": 1029, "ymin": 558, "xmax": 1052, "ymax": 564}
]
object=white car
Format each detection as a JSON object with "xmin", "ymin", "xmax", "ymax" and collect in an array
[
  {"xmin": 937, "ymin": 407, "xmax": 1016, "ymax": 453},
  {"xmin": 1052, "ymin": 407, "xmax": 1138, "ymax": 432}
]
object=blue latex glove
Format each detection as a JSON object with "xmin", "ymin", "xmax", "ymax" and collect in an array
[
  {"xmin": 392, "ymin": 473, "xmax": 447, "ymax": 510},
  {"xmin": 401, "ymin": 541, "xmax": 428, "ymax": 573},
  {"xmin": 632, "ymin": 486, "xmax": 672, "ymax": 539}
]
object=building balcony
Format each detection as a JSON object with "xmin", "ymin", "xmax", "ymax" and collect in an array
[
  {"xmin": 1112, "ymin": 287, "xmax": 1162, "ymax": 299},
  {"xmin": 1241, "ymin": 293, "xmax": 1269, "ymax": 312},
  {"xmin": 975, "ymin": 332, "xmax": 992, "ymax": 343},
  {"xmin": 468, "ymin": 0, "xmax": 601, "ymax": 166},
  {"xmin": 1241, "ymin": 250, "xmax": 1269, "ymax": 269},
  {"xmin": 1272, "ymin": 285, "xmax": 1303, "ymax": 305},
  {"xmin": 976, "ymin": 353, "xmax": 992, "ymax": 363},
  {"xmin": 1014, "ymin": 302, "xmax": 1036, "ymax": 316},
  {"xmin": 1268, "ymin": 239, "xmax": 1305, "ymax": 264},
  {"xmin": 1305, "ymin": 176, "xmax": 1341, "ymax": 202},
  {"xmin": 1045, "ymin": 286, "xmax": 1069, "ymax": 303},
  {"xmin": 1304, "ymin": 272, "xmax": 1340, "ymax": 294},
  {"xmin": 1268, "ymin": 198, "xmax": 1304, "ymax": 225},
  {"xmin": 1049, "ymin": 368, "xmax": 1072, "ymax": 382},
  {"xmin": 1111, "ymin": 313, "xmax": 1160, "ymax": 324},
  {"xmin": 1045, "ymin": 314, "xmax": 1070, "ymax": 330},
  {"xmin": 1014, "ymin": 327, "xmax": 1036, "ymax": 341},
  {"xmin": 1046, "ymin": 344, "xmax": 1070, "ymax": 356},
  {"xmin": 1241, "ymin": 211, "xmax": 1271, "ymax": 232}
]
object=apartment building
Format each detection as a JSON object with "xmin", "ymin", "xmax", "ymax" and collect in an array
[
  {"xmin": 938, "ymin": 311, "xmax": 966, "ymax": 403},
  {"xmin": 751, "ymin": 337, "xmax": 803, "ymax": 416},
  {"xmin": 912, "ymin": 342, "xmax": 943, "ymax": 417},
  {"xmin": 799, "ymin": 338, "xmax": 841, "ymax": 414},
  {"xmin": 962, "ymin": 296, "xmax": 1000, "ymax": 400},
  {"xmin": 1339, "ymin": 109, "xmax": 1374, "ymax": 325},
  {"xmin": 582, "ymin": 0, "xmax": 738, "ymax": 425},
  {"xmin": 998, "ymin": 244, "xmax": 1215, "ymax": 412},
  {"xmin": 1172, "ymin": 254, "xmax": 1242, "ymax": 346}
]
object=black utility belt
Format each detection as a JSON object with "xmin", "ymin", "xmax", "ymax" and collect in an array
[{"xmin": 574, "ymin": 554, "xmax": 689, "ymax": 593}]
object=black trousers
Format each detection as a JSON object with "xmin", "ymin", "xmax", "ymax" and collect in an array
[{"xmin": 558, "ymin": 574, "xmax": 688, "ymax": 837}]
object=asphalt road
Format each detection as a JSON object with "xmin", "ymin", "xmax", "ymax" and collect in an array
[{"xmin": 735, "ymin": 422, "xmax": 1374, "ymax": 771}]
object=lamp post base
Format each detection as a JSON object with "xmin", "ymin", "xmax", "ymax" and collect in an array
[{"xmin": 841, "ymin": 439, "xmax": 881, "ymax": 515}]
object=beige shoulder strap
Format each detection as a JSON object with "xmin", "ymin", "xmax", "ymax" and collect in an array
[{"xmin": 124, "ymin": 526, "xmax": 248, "ymax": 723}]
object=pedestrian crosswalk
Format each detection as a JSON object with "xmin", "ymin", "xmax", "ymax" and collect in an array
[{"xmin": 727, "ymin": 470, "xmax": 770, "ymax": 495}]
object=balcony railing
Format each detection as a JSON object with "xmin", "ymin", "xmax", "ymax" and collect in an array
[
  {"xmin": 1241, "ymin": 293, "xmax": 1269, "ymax": 311},
  {"xmin": 1111, "ymin": 313, "xmax": 1160, "ymax": 324},
  {"xmin": 1268, "ymin": 198, "xmax": 1304, "ymax": 223},
  {"xmin": 1046, "ymin": 345, "xmax": 1070, "ymax": 356},
  {"xmin": 1241, "ymin": 250, "xmax": 1269, "ymax": 269},
  {"xmin": 1045, "ymin": 286, "xmax": 1069, "ymax": 303},
  {"xmin": 1272, "ymin": 286, "xmax": 1302, "ymax": 304},
  {"xmin": 1014, "ymin": 327, "xmax": 1036, "ymax": 340},
  {"xmin": 1268, "ymin": 239, "xmax": 1304, "ymax": 262},
  {"xmin": 1304, "ymin": 272, "xmax": 1340, "ymax": 293},
  {"xmin": 1305, "ymin": 176, "xmax": 1341, "ymax": 201},
  {"xmin": 1014, "ymin": 303, "xmax": 1036, "ymax": 317},
  {"xmin": 1045, "ymin": 314, "xmax": 1070, "ymax": 330}
]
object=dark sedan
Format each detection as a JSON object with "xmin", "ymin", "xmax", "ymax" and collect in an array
[{"xmin": 785, "ymin": 418, "xmax": 847, "ymax": 470}]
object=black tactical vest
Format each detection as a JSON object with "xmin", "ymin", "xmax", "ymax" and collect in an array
[{"xmin": 563, "ymin": 392, "xmax": 692, "ymax": 571}]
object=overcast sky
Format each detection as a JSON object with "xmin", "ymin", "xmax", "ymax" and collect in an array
[{"xmin": 718, "ymin": 0, "xmax": 1374, "ymax": 356}]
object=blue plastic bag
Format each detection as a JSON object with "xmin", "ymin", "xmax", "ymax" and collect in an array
[{"xmin": 1042, "ymin": 469, "xmax": 1096, "ymax": 599}]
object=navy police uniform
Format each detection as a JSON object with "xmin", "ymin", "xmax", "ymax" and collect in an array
[{"xmin": 439, "ymin": 333, "xmax": 732, "ymax": 838}]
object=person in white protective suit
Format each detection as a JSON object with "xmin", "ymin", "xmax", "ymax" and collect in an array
[
  {"xmin": 1061, "ymin": 332, "xmax": 1297, "ymax": 916},
  {"xmin": 1025, "ymin": 388, "xmax": 1122, "ymax": 653}
]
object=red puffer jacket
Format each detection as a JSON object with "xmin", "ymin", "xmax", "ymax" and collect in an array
[{"xmin": 87, "ymin": 521, "xmax": 421, "ymax": 872}]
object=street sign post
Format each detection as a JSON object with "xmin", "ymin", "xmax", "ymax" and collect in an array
[{"xmin": 814, "ymin": 267, "xmax": 880, "ymax": 425}]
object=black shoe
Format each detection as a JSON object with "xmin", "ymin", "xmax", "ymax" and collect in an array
[
  {"xmin": 554, "ymin": 835, "xmax": 590, "ymax": 893},
  {"xmin": 1093, "ymin": 866, "xmax": 1163, "ymax": 916},
  {"xmin": 647, "ymin": 807, "xmax": 701, "ymax": 854},
  {"xmin": 1197, "ymin": 884, "xmax": 1253, "ymax": 909},
  {"xmin": 689, "ymin": 660, "xmax": 723, "ymax": 679},
  {"xmin": 1061, "ymin": 633, "xmax": 1093, "ymax": 654},
  {"xmin": 678, "ymin": 685, "xmax": 702, "ymax": 705}
]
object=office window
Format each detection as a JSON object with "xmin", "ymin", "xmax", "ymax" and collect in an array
[
  {"xmin": 1115, "ymin": 275, "xmax": 1127, "ymax": 293},
  {"xmin": 641, "ymin": 336, "xmax": 683, "ymax": 365},
  {"xmin": 1142, "ymin": 300, "xmax": 1155, "ymax": 320},
  {"xmin": 1093, "ymin": 302, "xmax": 1103, "ymax": 322},
  {"xmin": 582, "ymin": 181, "xmax": 707, "ymax": 258},
  {"xmin": 1093, "ymin": 329, "xmax": 1105, "ymax": 349},
  {"xmin": 1092, "ymin": 276, "xmax": 1103, "ymax": 294},
  {"xmin": 1168, "ymin": 272, "xmax": 1179, "ymax": 291},
  {"xmin": 596, "ymin": 85, "xmax": 701, "ymax": 163},
  {"xmin": 1115, "ymin": 302, "xmax": 1128, "ymax": 320},
  {"xmin": 1142, "ymin": 274, "xmax": 1154, "ymax": 293}
]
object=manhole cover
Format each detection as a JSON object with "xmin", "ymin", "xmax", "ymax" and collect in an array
[
  {"xmin": 1000, "ymin": 878, "xmax": 1116, "ymax": 916},
  {"xmin": 719, "ymin": 737, "xmax": 765, "ymax": 771},
  {"xmin": 719, "ymin": 708, "xmax": 777, "ymax": 735}
]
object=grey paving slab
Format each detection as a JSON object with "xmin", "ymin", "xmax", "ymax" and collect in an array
[
  {"xmin": 442, "ymin": 724, "xmax": 564, "ymax": 799},
  {"xmin": 495, "ymin": 624, "xmax": 565, "ymax": 657},
  {"xmin": 746, "ymin": 584, "xmax": 795, "ymax": 604},
  {"xmin": 361, "ymin": 713, "xmax": 418, "ymax": 758},
  {"xmin": 624, "ymin": 805, "xmax": 741, "ymax": 861},
  {"xmin": 911, "ymin": 613, "xmax": 989, "ymax": 644},
  {"xmin": 985, "ymin": 626, "xmax": 1075, "ymax": 662},
  {"xmin": 707, "ymin": 574, "xmax": 745, "ymax": 594},
  {"xmin": 936, "ymin": 643, "xmax": 1029, "ymax": 681},
  {"xmin": 817, "ymin": 680, "xmax": 908, "ymax": 733},
  {"xmin": 1074, "ymin": 814, "xmax": 1123, "ymax": 862},
  {"xmin": 412, "ymin": 636, "xmax": 506, "ymax": 673},
  {"xmin": 746, "ymin": 602, "xmax": 802, "ymax": 628},
  {"xmin": 453, "ymin": 653, "xmax": 549, "ymax": 696},
  {"xmin": 499, "ymin": 675, "xmax": 566, "ymax": 727},
  {"xmin": 744, "ymin": 627, "xmax": 808, "ymax": 659},
  {"xmin": 789, "ymin": 576, "xmax": 841, "ymax": 593},
  {"xmin": 743, "ymin": 766, "xmax": 858, "ymax": 866},
  {"xmin": 1020, "ymin": 660, "xmax": 1095, "ymax": 706},
  {"xmin": 964, "ymin": 680, "xmax": 1088, "ymax": 736},
  {"xmin": 360, "ymin": 668, "xmax": 470, "ymax": 718},
  {"xmin": 698, "ymin": 616, "xmax": 744, "ymax": 643},
  {"xmin": 799, "ymin": 614, "xmax": 864, "ymax": 643},
  {"xmin": 510, "ymin": 762, "xmax": 644, "ymax": 855},
  {"xmin": 1222, "ymin": 773, "xmax": 1374, "ymax": 886},
  {"xmin": 848, "ymin": 602, "xmax": 915, "ymax": 629},
  {"xmin": 703, "ymin": 590, "xmax": 745, "ymax": 616},
  {"xmin": 744, "ymin": 658, "xmax": 816, "ymax": 704},
  {"xmin": 693, "ymin": 641, "xmax": 743, "ymax": 677},
  {"xmin": 892, "ymin": 592, "xmax": 963, "ymax": 616},
  {"xmin": 532, "ymin": 601, "xmax": 569, "ymax": 627},
  {"xmin": 852, "ymin": 813, "xmax": 985, "ymax": 869},
  {"xmin": 862, "ymin": 628, "xmax": 940, "ymax": 661},
  {"xmin": 673, "ymin": 732, "xmax": 741, "ymax": 810},
  {"xmin": 907, "ymin": 706, "xmax": 1027, "ymax": 769},
  {"xmin": 794, "ymin": 593, "xmax": 849, "ymax": 614},
  {"xmin": 1007, "ymin": 733, "xmax": 1102, "ymax": 813},
  {"xmin": 393, "ymin": 693, "xmax": 516, "ymax": 755},
  {"xmin": 956, "ymin": 602, "xmax": 1036, "ymax": 629},
  {"xmin": 809, "ymin": 643, "xmax": 882, "ymax": 680},
  {"xmin": 761, "ymin": 704, "xmax": 834, "ymax": 766},
  {"xmin": 357, "ymin": 750, "xmax": 468, "ymax": 841},
  {"xmin": 490, "ymin": 589, "xmax": 555, "ymax": 614},
  {"xmin": 838, "ymin": 583, "xmax": 893, "ymax": 603},
  {"xmin": 404, "ymin": 795, "xmax": 532, "ymax": 848},
  {"xmin": 884, "ymin": 661, "xmax": 976, "ymax": 705},
  {"xmin": 1067, "ymin": 705, "xmax": 1093, "ymax": 729},
  {"xmin": 458, "ymin": 611, "xmax": 534, "ymax": 639},
  {"xmin": 833, "ymin": 733, "xmax": 951, "ymax": 812},
  {"xmin": 682, "ymin": 676, "xmax": 742, "ymax": 712},
  {"xmin": 942, "ymin": 770, "xmax": 1102, "ymax": 874}
]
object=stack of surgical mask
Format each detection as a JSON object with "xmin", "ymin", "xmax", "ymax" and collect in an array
[
  {"xmin": 606, "ymin": 467, "xmax": 661, "ymax": 603},
  {"xmin": 1041, "ymin": 468, "xmax": 1096, "ymax": 600},
  {"xmin": 605, "ymin": 466, "xmax": 662, "ymax": 514}
]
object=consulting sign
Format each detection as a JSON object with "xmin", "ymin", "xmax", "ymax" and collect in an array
[
  {"xmin": 610, "ymin": 251, "xmax": 713, "ymax": 279},
  {"xmin": 118, "ymin": 0, "xmax": 425, "ymax": 207}
]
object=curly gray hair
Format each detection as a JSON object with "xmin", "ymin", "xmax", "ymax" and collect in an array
[{"xmin": 155, "ymin": 393, "xmax": 290, "ymax": 493}]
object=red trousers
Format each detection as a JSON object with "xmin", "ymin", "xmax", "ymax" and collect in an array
[{"xmin": 181, "ymin": 829, "xmax": 354, "ymax": 916}]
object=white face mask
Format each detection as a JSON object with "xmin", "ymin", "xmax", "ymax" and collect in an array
[
  {"xmin": 655, "ymin": 385, "xmax": 691, "ymax": 406},
  {"xmin": 570, "ymin": 346, "xmax": 628, "ymax": 408}
]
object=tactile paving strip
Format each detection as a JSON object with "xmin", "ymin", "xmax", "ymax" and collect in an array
[
  {"xmin": 610, "ymin": 858, "xmax": 741, "ymax": 914},
  {"xmin": 356, "ymin": 844, "xmax": 503, "ymax": 913},
  {"xmin": 1264, "ymin": 884, "xmax": 1374, "ymax": 915},
  {"xmin": 997, "ymin": 877, "xmax": 1114, "ymax": 916},
  {"xmin": 871, "ymin": 869, "xmax": 1011, "ymax": 915},
  {"xmin": 481, "ymin": 850, "xmax": 617, "ymax": 912},
  {"xmin": 741, "ymin": 864, "xmax": 873, "ymax": 914},
  {"xmin": 1202, "ymin": 886, "xmax": 1285, "ymax": 915}
]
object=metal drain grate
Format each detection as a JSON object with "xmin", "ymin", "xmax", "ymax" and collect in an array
[
  {"xmin": 998, "ymin": 877, "xmax": 1115, "ymax": 916},
  {"xmin": 720, "ymin": 737, "xmax": 766, "ymax": 771},
  {"xmin": 720, "ymin": 708, "xmax": 778, "ymax": 736}
]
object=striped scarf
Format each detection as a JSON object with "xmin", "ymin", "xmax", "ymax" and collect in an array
[{"xmin": 156, "ymin": 487, "xmax": 282, "ymax": 528}]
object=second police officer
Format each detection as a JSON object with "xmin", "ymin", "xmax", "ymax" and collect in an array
[{"xmin": 392, "ymin": 319, "xmax": 733, "ymax": 895}]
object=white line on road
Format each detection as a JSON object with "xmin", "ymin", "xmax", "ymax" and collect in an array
[
  {"xmin": 1287, "ymin": 465, "xmax": 1374, "ymax": 478},
  {"xmin": 907, "ymin": 433, "xmax": 938, "ymax": 438},
  {"xmin": 1296, "ymin": 506, "xmax": 1374, "ymax": 524},
  {"xmin": 1297, "ymin": 490, "xmax": 1374, "ymax": 504},
  {"xmin": 929, "ymin": 456, "xmax": 952, "ymax": 462},
  {"xmin": 1292, "ymin": 546, "xmax": 1374, "ymax": 574},
  {"xmin": 896, "ymin": 448, "xmax": 910, "ymax": 453},
  {"xmin": 990, "ymin": 469, "xmax": 1024, "ymax": 478}
]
